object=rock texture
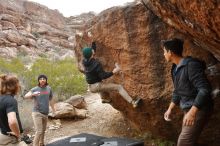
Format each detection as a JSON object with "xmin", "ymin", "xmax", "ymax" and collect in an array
[
  {"xmin": 1, "ymin": 0, "xmax": 219, "ymax": 144},
  {"xmin": 143, "ymin": 0, "xmax": 220, "ymax": 60},
  {"xmin": 0, "ymin": 0, "xmax": 95, "ymax": 61},
  {"xmin": 64, "ymin": 94, "xmax": 87, "ymax": 109},
  {"xmin": 48, "ymin": 95, "xmax": 88, "ymax": 119},
  {"xmin": 74, "ymin": 1, "xmax": 220, "ymax": 145}
]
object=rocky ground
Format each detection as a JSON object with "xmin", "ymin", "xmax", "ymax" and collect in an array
[
  {"xmin": 45, "ymin": 93, "xmax": 136, "ymax": 143},
  {"xmin": 22, "ymin": 93, "xmax": 149, "ymax": 145}
]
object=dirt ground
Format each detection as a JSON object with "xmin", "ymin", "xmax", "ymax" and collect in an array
[
  {"xmin": 20, "ymin": 93, "xmax": 174, "ymax": 146},
  {"xmin": 43, "ymin": 93, "xmax": 140, "ymax": 144}
]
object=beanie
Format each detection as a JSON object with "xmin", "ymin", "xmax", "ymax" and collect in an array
[
  {"xmin": 82, "ymin": 47, "xmax": 93, "ymax": 59},
  {"xmin": 38, "ymin": 74, "xmax": 47, "ymax": 81}
]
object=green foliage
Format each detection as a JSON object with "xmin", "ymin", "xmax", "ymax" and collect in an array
[
  {"xmin": 38, "ymin": 53, "xmax": 47, "ymax": 58},
  {"xmin": 0, "ymin": 58, "xmax": 87, "ymax": 101},
  {"xmin": 32, "ymin": 32, "xmax": 41, "ymax": 38},
  {"xmin": 0, "ymin": 58, "xmax": 25, "ymax": 74},
  {"xmin": 24, "ymin": 58, "xmax": 87, "ymax": 100}
]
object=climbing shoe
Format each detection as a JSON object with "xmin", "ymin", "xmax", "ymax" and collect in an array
[
  {"xmin": 21, "ymin": 135, "xmax": 32, "ymax": 144},
  {"xmin": 101, "ymin": 98, "xmax": 112, "ymax": 103},
  {"xmin": 132, "ymin": 97, "xmax": 142, "ymax": 108}
]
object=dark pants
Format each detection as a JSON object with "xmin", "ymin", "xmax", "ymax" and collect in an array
[{"xmin": 177, "ymin": 110, "xmax": 212, "ymax": 146}]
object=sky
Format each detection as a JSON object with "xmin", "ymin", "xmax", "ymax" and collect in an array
[{"xmin": 27, "ymin": 0, "xmax": 134, "ymax": 17}]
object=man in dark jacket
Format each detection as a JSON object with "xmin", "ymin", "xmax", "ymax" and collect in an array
[
  {"xmin": 162, "ymin": 38, "xmax": 213, "ymax": 146},
  {"xmin": 81, "ymin": 47, "xmax": 141, "ymax": 108}
]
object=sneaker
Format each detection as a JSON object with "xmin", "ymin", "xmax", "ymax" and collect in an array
[
  {"xmin": 21, "ymin": 135, "xmax": 32, "ymax": 144},
  {"xmin": 131, "ymin": 97, "xmax": 142, "ymax": 108},
  {"xmin": 101, "ymin": 99, "xmax": 112, "ymax": 103}
]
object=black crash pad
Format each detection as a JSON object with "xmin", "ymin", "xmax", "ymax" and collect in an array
[{"xmin": 46, "ymin": 133, "xmax": 144, "ymax": 146}]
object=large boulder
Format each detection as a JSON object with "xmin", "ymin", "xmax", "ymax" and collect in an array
[
  {"xmin": 49, "ymin": 95, "xmax": 88, "ymax": 119},
  {"xmin": 74, "ymin": 1, "xmax": 220, "ymax": 145},
  {"xmin": 49, "ymin": 102, "xmax": 87, "ymax": 119},
  {"xmin": 143, "ymin": 0, "xmax": 220, "ymax": 60},
  {"xmin": 64, "ymin": 94, "xmax": 87, "ymax": 109}
]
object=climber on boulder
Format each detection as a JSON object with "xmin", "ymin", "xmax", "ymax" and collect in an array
[{"xmin": 80, "ymin": 47, "xmax": 141, "ymax": 108}]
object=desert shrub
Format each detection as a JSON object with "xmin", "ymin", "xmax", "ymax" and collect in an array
[
  {"xmin": 0, "ymin": 58, "xmax": 25, "ymax": 74},
  {"xmin": 0, "ymin": 58, "xmax": 86, "ymax": 130},
  {"xmin": 17, "ymin": 50, "xmax": 28, "ymax": 57},
  {"xmin": 32, "ymin": 32, "xmax": 41, "ymax": 38},
  {"xmin": 0, "ymin": 58, "xmax": 87, "ymax": 101},
  {"xmin": 24, "ymin": 58, "xmax": 87, "ymax": 100},
  {"xmin": 38, "ymin": 53, "xmax": 47, "ymax": 58}
]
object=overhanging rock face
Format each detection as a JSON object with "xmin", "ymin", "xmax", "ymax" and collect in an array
[
  {"xmin": 143, "ymin": 0, "xmax": 220, "ymax": 60},
  {"xmin": 74, "ymin": 2, "xmax": 220, "ymax": 144}
]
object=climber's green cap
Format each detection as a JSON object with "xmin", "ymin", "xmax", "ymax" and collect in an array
[{"xmin": 82, "ymin": 47, "xmax": 93, "ymax": 59}]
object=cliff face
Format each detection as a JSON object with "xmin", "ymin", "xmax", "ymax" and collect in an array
[
  {"xmin": 2, "ymin": 0, "xmax": 219, "ymax": 144},
  {"xmin": 143, "ymin": 0, "xmax": 220, "ymax": 60},
  {"xmin": 0, "ymin": 0, "xmax": 94, "ymax": 60},
  {"xmin": 74, "ymin": 1, "xmax": 220, "ymax": 144}
]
